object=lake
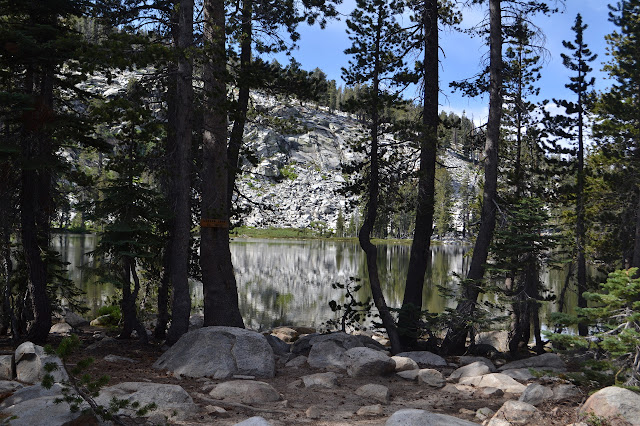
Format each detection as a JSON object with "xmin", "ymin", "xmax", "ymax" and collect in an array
[{"xmin": 52, "ymin": 234, "xmax": 575, "ymax": 331}]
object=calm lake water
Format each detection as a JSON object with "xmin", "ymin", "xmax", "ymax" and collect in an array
[{"xmin": 52, "ymin": 234, "xmax": 575, "ymax": 331}]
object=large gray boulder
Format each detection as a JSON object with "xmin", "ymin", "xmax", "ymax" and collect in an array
[
  {"xmin": 498, "ymin": 353, "xmax": 566, "ymax": 372},
  {"xmin": 0, "ymin": 395, "xmax": 84, "ymax": 426},
  {"xmin": 418, "ymin": 369, "xmax": 445, "ymax": 388},
  {"xmin": 449, "ymin": 361, "xmax": 492, "ymax": 381},
  {"xmin": 0, "ymin": 383, "xmax": 59, "ymax": 410},
  {"xmin": 344, "ymin": 347, "xmax": 394, "ymax": 377},
  {"xmin": 391, "ymin": 356, "xmax": 419, "ymax": 372},
  {"xmin": 475, "ymin": 331, "xmax": 509, "ymax": 353},
  {"xmin": 153, "ymin": 326, "xmax": 275, "ymax": 378},
  {"xmin": 458, "ymin": 356, "xmax": 496, "ymax": 371},
  {"xmin": 61, "ymin": 310, "xmax": 89, "ymax": 328},
  {"xmin": 96, "ymin": 382, "xmax": 196, "ymax": 420},
  {"xmin": 209, "ymin": 380, "xmax": 280, "ymax": 404},
  {"xmin": 386, "ymin": 408, "xmax": 479, "ymax": 425},
  {"xmin": 307, "ymin": 340, "xmax": 347, "ymax": 370},
  {"xmin": 579, "ymin": 386, "xmax": 640, "ymax": 425},
  {"xmin": 355, "ymin": 384, "xmax": 390, "ymax": 404},
  {"xmin": 458, "ymin": 373, "xmax": 526, "ymax": 394},
  {"xmin": 395, "ymin": 351, "xmax": 447, "ymax": 367},
  {"xmin": 15, "ymin": 342, "xmax": 67, "ymax": 384},
  {"xmin": 291, "ymin": 332, "xmax": 372, "ymax": 356}
]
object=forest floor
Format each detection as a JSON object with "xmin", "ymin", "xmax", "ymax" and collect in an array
[{"xmin": 0, "ymin": 327, "xmax": 596, "ymax": 426}]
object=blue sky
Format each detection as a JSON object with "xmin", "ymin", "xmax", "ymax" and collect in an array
[{"xmin": 271, "ymin": 0, "xmax": 616, "ymax": 123}]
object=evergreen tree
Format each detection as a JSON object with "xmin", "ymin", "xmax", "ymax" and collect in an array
[
  {"xmin": 433, "ymin": 167, "xmax": 454, "ymax": 239},
  {"xmin": 544, "ymin": 13, "xmax": 597, "ymax": 336}
]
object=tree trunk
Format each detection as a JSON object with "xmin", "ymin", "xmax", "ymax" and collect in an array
[
  {"xmin": 201, "ymin": 0, "xmax": 244, "ymax": 328},
  {"xmin": 227, "ymin": 0, "xmax": 252, "ymax": 214},
  {"xmin": 441, "ymin": 0, "xmax": 502, "ymax": 355},
  {"xmin": 119, "ymin": 257, "xmax": 147, "ymax": 343},
  {"xmin": 398, "ymin": 0, "xmax": 438, "ymax": 350},
  {"xmin": 166, "ymin": 0, "xmax": 195, "ymax": 346},
  {"xmin": 21, "ymin": 64, "xmax": 53, "ymax": 344},
  {"xmin": 358, "ymin": 8, "xmax": 402, "ymax": 355},
  {"xmin": 154, "ymin": 240, "xmax": 171, "ymax": 339},
  {"xmin": 576, "ymin": 99, "xmax": 588, "ymax": 335}
]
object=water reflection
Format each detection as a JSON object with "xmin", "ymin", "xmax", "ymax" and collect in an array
[{"xmin": 54, "ymin": 234, "xmax": 579, "ymax": 332}]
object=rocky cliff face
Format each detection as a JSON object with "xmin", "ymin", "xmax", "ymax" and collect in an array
[{"xmin": 77, "ymin": 72, "xmax": 480, "ymax": 233}]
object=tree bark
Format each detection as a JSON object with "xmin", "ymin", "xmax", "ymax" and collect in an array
[
  {"xmin": 166, "ymin": 0, "xmax": 195, "ymax": 345},
  {"xmin": 441, "ymin": 0, "xmax": 502, "ymax": 355},
  {"xmin": 358, "ymin": 7, "xmax": 402, "ymax": 355},
  {"xmin": 398, "ymin": 0, "xmax": 438, "ymax": 350},
  {"xmin": 201, "ymin": 0, "xmax": 245, "ymax": 328},
  {"xmin": 227, "ymin": 0, "xmax": 253, "ymax": 215},
  {"xmin": 21, "ymin": 63, "xmax": 54, "ymax": 344}
]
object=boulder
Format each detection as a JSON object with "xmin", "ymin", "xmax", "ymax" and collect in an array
[
  {"xmin": 188, "ymin": 314, "xmax": 204, "ymax": 330},
  {"xmin": 15, "ymin": 342, "xmax": 67, "ymax": 384},
  {"xmin": 501, "ymin": 368, "xmax": 535, "ymax": 381},
  {"xmin": 234, "ymin": 416, "xmax": 273, "ymax": 426},
  {"xmin": 488, "ymin": 400, "xmax": 540, "ymax": 426},
  {"xmin": 357, "ymin": 404, "xmax": 384, "ymax": 416},
  {"xmin": 285, "ymin": 355, "xmax": 307, "ymax": 368},
  {"xmin": 0, "ymin": 380, "xmax": 22, "ymax": 395},
  {"xmin": 391, "ymin": 356, "xmax": 419, "ymax": 372},
  {"xmin": 209, "ymin": 380, "xmax": 280, "ymax": 404},
  {"xmin": 385, "ymin": 408, "xmax": 480, "ymax": 425},
  {"xmin": 96, "ymin": 382, "xmax": 196, "ymax": 420},
  {"xmin": 519, "ymin": 383, "xmax": 553, "ymax": 406},
  {"xmin": 89, "ymin": 314, "xmax": 114, "ymax": 326},
  {"xmin": 397, "ymin": 370, "xmax": 420, "ymax": 381},
  {"xmin": 0, "ymin": 355, "xmax": 14, "ymax": 380},
  {"xmin": 475, "ymin": 331, "xmax": 509, "ymax": 353},
  {"xmin": 458, "ymin": 373, "xmax": 526, "ymax": 394},
  {"xmin": 264, "ymin": 334, "xmax": 290, "ymax": 357},
  {"xmin": 418, "ymin": 369, "xmax": 445, "ymax": 388},
  {"xmin": 0, "ymin": 395, "xmax": 83, "ymax": 426},
  {"xmin": 458, "ymin": 356, "xmax": 497, "ymax": 372},
  {"xmin": 498, "ymin": 353, "xmax": 566, "ymax": 372},
  {"xmin": 62, "ymin": 310, "xmax": 89, "ymax": 328},
  {"xmin": 345, "ymin": 347, "xmax": 394, "ymax": 377},
  {"xmin": 153, "ymin": 326, "xmax": 275, "ymax": 378},
  {"xmin": 355, "ymin": 384, "xmax": 390, "ymax": 404},
  {"xmin": 270, "ymin": 327, "xmax": 298, "ymax": 343},
  {"xmin": 552, "ymin": 384, "xmax": 581, "ymax": 400},
  {"xmin": 479, "ymin": 387, "xmax": 504, "ymax": 397},
  {"xmin": 49, "ymin": 322, "xmax": 73, "ymax": 335},
  {"xmin": 307, "ymin": 340, "xmax": 347, "ymax": 370},
  {"xmin": 476, "ymin": 407, "xmax": 495, "ymax": 422},
  {"xmin": 449, "ymin": 361, "xmax": 492, "ymax": 381},
  {"xmin": 291, "ymin": 332, "xmax": 364, "ymax": 356},
  {"xmin": 579, "ymin": 386, "xmax": 640, "ymax": 425},
  {"xmin": 442, "ymin": 383, "xmax": 475, "ymax": 398},
  {"xmin": 301, "ymin": 372, "xmax": 338, "ymax": 389},
  {"xmin": 0, "ymin": 383, "xmax": 58, "ymax": 410},
  {"xmin": 395, "ymin": 351, "xmax": 447, "ymax": 367}
]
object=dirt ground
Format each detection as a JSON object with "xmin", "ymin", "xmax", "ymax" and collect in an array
[{"xmin": 0, "ymin": 328, "xmax": 592, "ymax": 426}]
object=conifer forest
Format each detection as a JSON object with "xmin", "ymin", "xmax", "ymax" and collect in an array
[{"xmin": 5, "ymin": 0, "xmax": 640, "ymax": 396}]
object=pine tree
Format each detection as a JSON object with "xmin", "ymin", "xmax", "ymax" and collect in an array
[{"xmin": 544, "ymin": 13, "xmax": 597, "ymax": 336}]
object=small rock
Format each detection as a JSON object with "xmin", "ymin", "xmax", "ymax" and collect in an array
[
  {"xmin": 307, "ymin": 340, "xmax": 346, "ymax": 370},
  {"xmin": 0, "ymin": 355, "xmax": 14, "ymax": 380},
  {"xmin": 459, "ymin": 356, "xmax": 497, "ymax": 372},
  {"xmin": 459, "ymin": 373, "xmax": 526, "ymax": 394},
  {"xmin": 205, "ymin": 405, "xmax": 227, "ymax": 415},
  {"xmin": 397, "ymin": 370, "xmax": 420, "ymax": 381},
  {"xmin": 270, "ymin": 326, "xmax": 299, "ymax": 343},
  {"xmin": 234, "ymin": 416, "xmax": 273, "ymax": 426},
  {"xmin": 89, "ymin": 314, "xmax": 114, "ymax": 327},
  {"xmin": 49, "ymin": 322, "xmax": 73, "ymax": 335},
  {"xmin": 233, "ymin": 375, "xmax": 256, "ymax": 380},
  {"xmin": 62, "ymin": 311, "xmax": 89, "ymax": 328},
  {"xmin": 285, "ymin": 355, "xmax": 307, "ymax": 368},
  {"xmin": 306, "ymin": 405, "xmax": 323, "ymax": 419},
  {"xmin": 552, "ymin": 384, "xmax": 581, "ymax": 401},
  {"xmin": 301, "ymin": 372, "xmax": 338, "ymax": 389},
  {"xmin": 479, "ymin": 387, "xmax": 504, "ymax": 397},
  {"xmin": 385, "ymin": 408, "xmax": 479, "ymax": 425},
  {"xmin": 418, "ymin": 369, "xmax": 445, "ymax": 388},
  {"xmin": 209, "ymin": 380, "xmax": 280, "ymax": 404},
  {"xmin": 488, "ymin": 400, "xmax": 540, "ymax": 425},
  {"xmin": 287, "ymin": 379, "xmax": 302, "ymax": 389},
  {"xmin": 441, "ymin": 383, "xmax": 475, "ymax": 398},
  {"xmin": 391, "ymin": 356, "xmax": 419, "ymax": 372},
  {"xmin": 459, "ymin": 408, "xmax": 475, "ymax": 415},
  {"xmin": 395, "ymin": 351, "xmax": 447, "ymax": 367},
  {"xmin": 103, "ymin": 354, "xmax": 137, "ymax": 364},
  {"xmin": 519, "ymin": 383, "xmax": 553, "ymax": 406},
  {"xmin": 357, "ymin": 404, "xmax": 383, "ymax": 416},
  {"xmin": 476, "ymin": 407, "xmax": 495, "ymax": 421},
  {"xmin": 355, "ymin": 384, "xmax": 390, "ymax": 404}
]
